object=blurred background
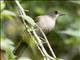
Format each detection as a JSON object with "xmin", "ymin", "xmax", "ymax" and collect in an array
[{"xmin": 0, "ymin": 0, "xmax": 80, "ymax": 60}]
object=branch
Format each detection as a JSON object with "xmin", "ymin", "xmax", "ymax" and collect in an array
[{"xmin": 15, "ymin": 0, "xmax": 56, "ymax": 60}]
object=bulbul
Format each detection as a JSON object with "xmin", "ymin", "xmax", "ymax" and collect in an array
[{"xmin": 36, "ymin": 11, "xmax": 64, "ymax": 36}]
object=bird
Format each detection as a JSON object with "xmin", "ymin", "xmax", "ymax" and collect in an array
[
  {"xmin": 35, "ymin": 11, "xmax": 64, "ymax": 36},
  {"xmin": 14, "ymin": 11, "xmax": 64, "ymax": 59}
]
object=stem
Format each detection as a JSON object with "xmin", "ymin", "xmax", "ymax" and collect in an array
[
  {"xmin": 36, "ymin": 24, "xmax": 56, "ymax": 58},
  {"xmin": 33, "ymin": 30, "xmax": 54, "ymax": 59}
]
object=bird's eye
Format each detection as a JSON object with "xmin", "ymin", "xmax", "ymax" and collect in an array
[{"xmin": 54, "ymin": 11, "xmax": 58, "ymax": 14}]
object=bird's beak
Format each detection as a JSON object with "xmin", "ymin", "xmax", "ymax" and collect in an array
[{"xmin": 60, "ymin": 13, "xmax": 65, "ymax": 16}]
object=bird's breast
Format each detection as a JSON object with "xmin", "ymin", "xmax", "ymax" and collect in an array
[{"xmin": 37, "ymin": 15, "xmax": 56, "ymax": 32}]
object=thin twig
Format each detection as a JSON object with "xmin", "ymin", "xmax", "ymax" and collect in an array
[
  {"xmin": 36, "ymin": 24, "xmax": 56, "ymax": 58},
  {"xmin": 33, "ymin": 30, "xmax": 54, "ymax": 59},
  {"xmin": 13, "ymin": 40, "xmax": 22, "ymax": 53}
]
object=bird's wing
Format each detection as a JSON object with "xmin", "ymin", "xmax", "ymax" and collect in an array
[{"xmin": 35, "ymin": 16, "xmax": 41, "ymax": 22}]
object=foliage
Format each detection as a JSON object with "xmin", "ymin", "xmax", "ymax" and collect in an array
[
  {"xmin": 1, "ymin": 0, "xmax": 80, "ymax": 60},
  {"xmin": 1, "ymin": 37, "xmax": 15, "ymax": 60}
]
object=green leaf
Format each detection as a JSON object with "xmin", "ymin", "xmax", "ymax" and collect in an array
[
  {"xmin": 1, "ymin": 10, "xmax": 16, "ymax": 20},
  {"xmin": 1, "ymin": 10, "xmax": 16, "ymax": 16},
  {"xmin": 20, "ymin": 15, "xmax": 36, "ymax": 27},
  {"xmin": 59, "ymin": 29, "xmax": 80, "ymax": 37},
  {"xmin": 6, "ymin": 48, "xmax": 15, "ymax": 60},
  {"xmin": 1, "ymin": 38, "xmax": 15, "ymax": 60},
  {"xmin": 1, "ymin": 38, "xmax": 14, "ymax": 51}
]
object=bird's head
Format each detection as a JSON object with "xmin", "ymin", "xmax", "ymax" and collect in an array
[{"xmin": 49, "ymin": 11, "xmax": 65, "ymax": 20}]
